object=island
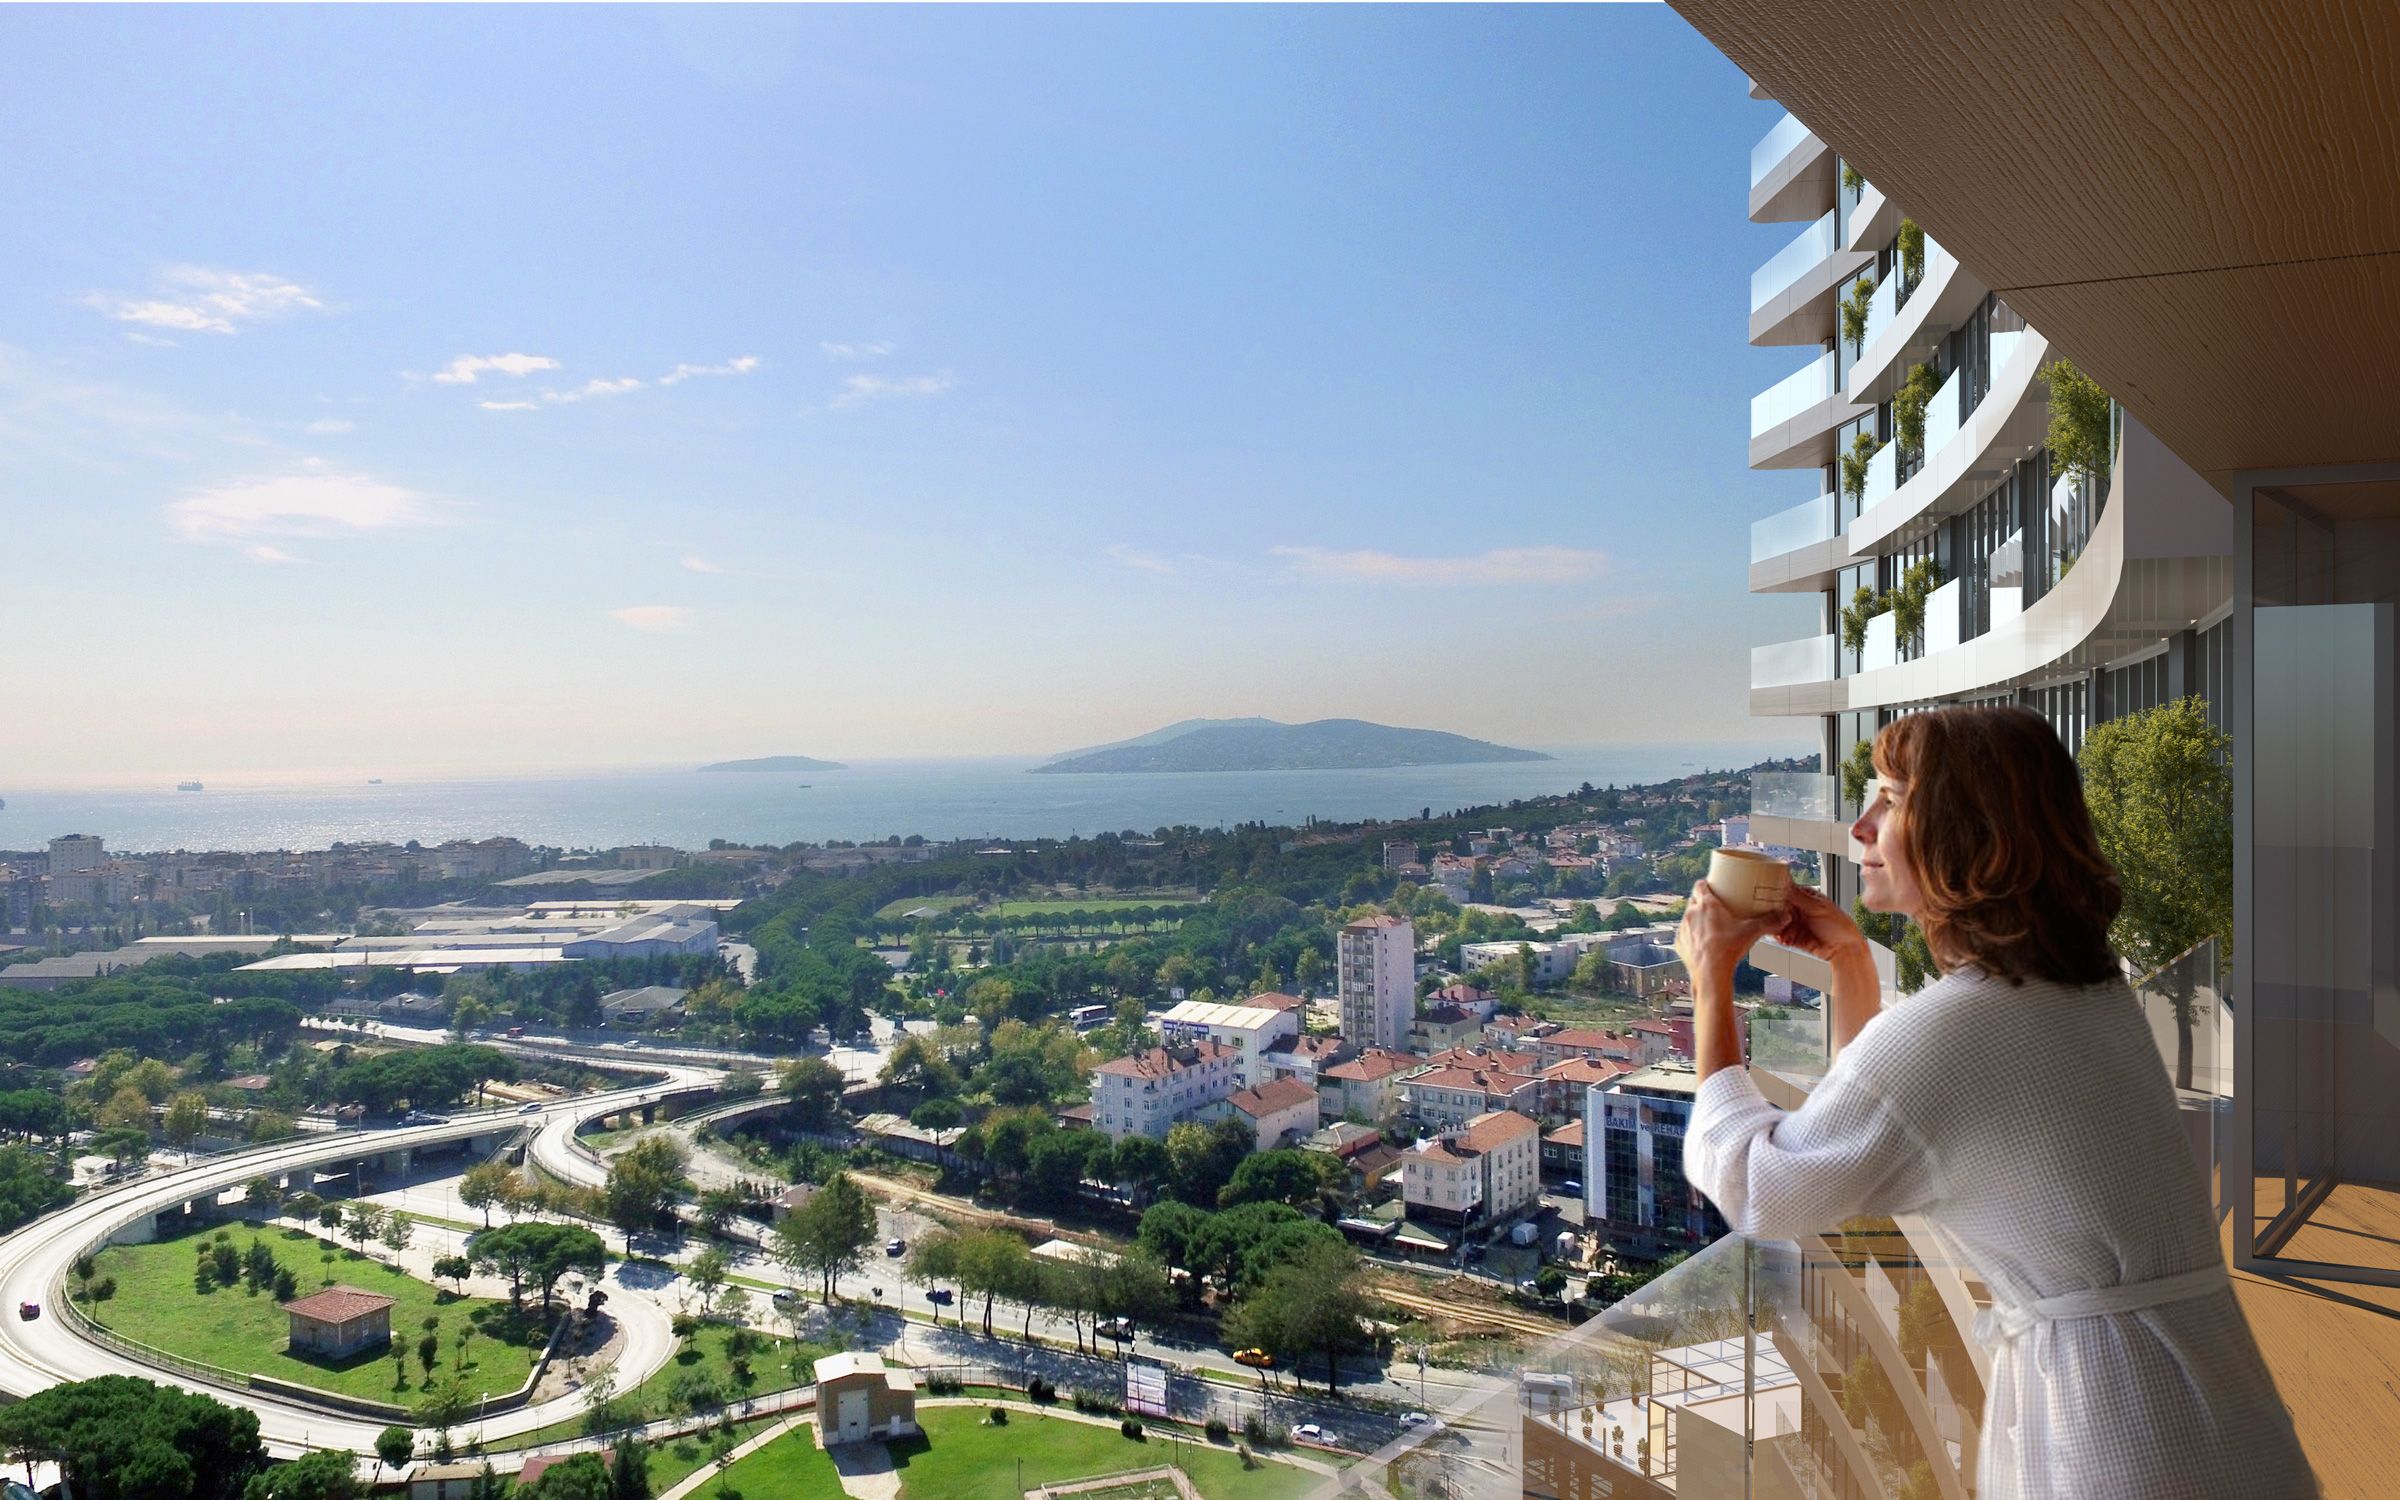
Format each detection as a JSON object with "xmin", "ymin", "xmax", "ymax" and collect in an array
[
  {"xmin": 697, "ymin": 755, "xmax": 848, "ymax": 773},
  {"xmin": 1034, "ymin": 717, "xmax": 1551, "ymax": 774}
]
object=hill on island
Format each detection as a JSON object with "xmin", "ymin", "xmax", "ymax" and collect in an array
[
  {"xmin": 697, "ymin": 755, "xmax": 848, "ymax": 773},
  {"xmin": 1034, "ymin": 718, "xmax": 1550, "ymax": 775}
]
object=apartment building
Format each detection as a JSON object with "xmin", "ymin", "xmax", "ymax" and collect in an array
[
  {"xmin": 46, "ymin": 834, "xmax": 103, "ymax": 874},
  {"xmin": 1157, "ymin": 998, "xmax": 1301, "ymax": 1089},
  {"xmin": 1209, "ymin": 1077, "xmax": 1321, "ymax": 1150},
  {"xmin": 1582, "ymin": 1065, "xmax": 1724, "ymax": 1250},
  {"xmin": 1338, "ymin": 914, "xmax": 1415, "ymax": 1050},
  {"xmin": 1089, "ymin": 1041, "xmax": 1240, "ymax": 1142},
  {"xmin": 1400, "ymin": 1108, "xmax": 1541, "ymax": 1232},
  {"xmin": 1317, "ymin": 1048, "xmax": 1424, "ymax": 1124},
  {"xmin": 1403, "ymin": 1064, "xmax": 1542, "ymax": 1132}
]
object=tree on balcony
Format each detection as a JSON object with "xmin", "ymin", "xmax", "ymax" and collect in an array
[
  {"xmin": 1889, "ymin": 561, "xmax": 1942, "ymax": 657},
  {"xmin": 1893, "ymin": 362, "xmax": 1940, "ymax": 456},
  {"xmin": 1840, "ymin": 275, "xmax": 1875, "ymax": 357},
  {"xmin": 1841, "ymin": 161, "xmax": 1865, "ymax": 194},
  {"xmin": 2078, "ymin": 697, "xmax": 2232, "ymax": 1090},
  {"xmin": 1839, "ymin": 586, "xmax": 1882, "ymax": 657},
  {"xmin": 1841, "ymin": 429, "xmax": 1880, "ymax": 502},
  {"xmin": 1896, "ymin": 217, "xmax": 1925, "ymax": 286},
  {"xmin": 2042, "ymin": 356, "xmax": 2114, "ymax": 485}
]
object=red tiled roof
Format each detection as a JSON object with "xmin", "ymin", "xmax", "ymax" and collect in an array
[
  {"xmin": 1345, "ymin": 914, "xmax": 1412, "ymax": 929},
  {"xmin": 1241, "ymin": 992, "xmax": 1308, "ymax": 1012},
  {"xmin": 1545, "ymin": 1119, "xmax": 1586, "ymax": 1147},
  {"xmin": 1628, "ymin": 1019, "xmax": 1674, "ymax": 1035},
  {"xmin": 1228, "ymin": 1078, "xmax": 1318, "ymax": 1117},
  {"xmin": 281, "ymin": 1285, "xmax": 396, "ymax": 1324},
  {"xmin": 1093, "ymin": 1041, "xmax": 1237, "ymax": 1080},
  {"xmin": 1322, "ymin": 1049, "xmax": 1419, "ymax": 1083},
  {"xmin": 1456, "ymin": 1109, "xmax": 1540, "ymax": 1150},
  {"xmin": 1539, "ymin": 1057, "xmax": 1631, "ymax": 1084}
]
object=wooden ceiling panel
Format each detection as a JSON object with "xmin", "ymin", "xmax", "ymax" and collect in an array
[{"xmin": 1672, "ymin": 0, "xmax": 2400, "ymax": 486}]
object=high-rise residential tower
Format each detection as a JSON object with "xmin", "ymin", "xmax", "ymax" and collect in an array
[{"xmin": 1338, "ymin": 913, "xmax": 1414, "ymax": 1051}]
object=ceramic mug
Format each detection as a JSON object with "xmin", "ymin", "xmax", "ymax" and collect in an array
[{"xmin": 1707, "ymin": 847, "xmax": 1792, "ymax": 919}]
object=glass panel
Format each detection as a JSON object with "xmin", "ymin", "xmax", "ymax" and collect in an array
[
  {"xmin": 1752, "ymin": 634, "xmax": 1835, "ymax": 689},
  {"xmin": 1750, "ymin": 491, "xmax": 1836, "ymax": 561},
  {"xmin": 1751, "ymin": 210, "xmax": 1838, "ymax": 311},
  {"xmin": 1751, "ymin": 349, "xmax": 1836, "ymax": 438},
  {"xmin": 1749, "ymin": 109, "xmax": 1812, "ymax": 187},
  {"xmin": 1749, "ymin": 771, "xmax": 1836, "ymax": 822},
  {"xmin": 1924, "ymin": 364, "xmax": 1967, "ymax": 457}
]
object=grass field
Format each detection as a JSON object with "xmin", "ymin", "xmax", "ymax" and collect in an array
[
  {"xmin": 711, "ymin": 1422, "xmax": 845, "ymax": 1495},
  {"xmin": 885, "ymin": 1409, "xmax": 1317, "ymax": 1500},
  {"xmin": 641, "ymin": 1413, "xmax": 780, "ymax": 1492},
  {"xmin": 86, "ymin": 1225, "xmax": 539, "ymax": 1403},
  {"xmin": 876, "ymin": 894, "xmax": 977, "ymax": 921},
  {"xmin": 989, "ymin": 898, "xmax": 1192, "ymax": 918}
]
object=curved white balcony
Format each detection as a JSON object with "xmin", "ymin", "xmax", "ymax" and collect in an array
[
  {"xmin": 1845, "ymin": 235, "xmax": 1987, "ymax": 405},
  {"xmin": 1751, "ymin": 211, "xmax": 1874, "ymax": 346},
  {"xmin": 1752, "ymin": 631, "xmax": 1843, "ymax": 717},
  {"xmin": 1847, "ymin": 328, "xmax": 2051, "ymax": 557},
  {"xmin": 1749, "ymin": 490, "xmax": 1855, "ymax": 594},
  {"xmin": 1749, "ymin": 771, "xmax": 1860, "ymax": 858},
  {"xmin": 1749, "ymin": 348, "xmax": 1867, "ymax": 470},
  {"xmin": 1841, "ymin": 426, "xmax": 2232, "ymax": 710},
  {"xmin": 1843, "ymin": 180, "xmax": 1897, "ymax": 253},
  {"xmin": 1749, "ymin": 110, "xmax": 1834, "ymax": 224}
]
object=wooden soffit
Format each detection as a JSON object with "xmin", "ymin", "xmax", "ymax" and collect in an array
[{"xmin": 1671, "ymin": 0, "xmax": 2400, "ymax": 493}]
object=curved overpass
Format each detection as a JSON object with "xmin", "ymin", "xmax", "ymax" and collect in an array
[{"xmin": 0, "ymin": 1064, "xmax": 720, "ymax": 1457}]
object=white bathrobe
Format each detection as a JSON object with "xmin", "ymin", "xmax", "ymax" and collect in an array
[{"xmin": 1686, "ymin": 965, "xmax": 2316, "ymax": 1500}]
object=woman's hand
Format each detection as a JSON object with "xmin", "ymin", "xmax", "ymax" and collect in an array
[
  {"xmin": 1769, "ymin": 883, "xmax": 1871, "ymax": 965},
  {"xmin": 1674, "ymin": 880, "xmax": 1782, "ymax": 989}
]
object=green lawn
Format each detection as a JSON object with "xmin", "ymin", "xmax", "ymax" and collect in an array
[
  {"xmin": 85, "ymin": 1224, "xmax": 540, "ymax": 1404},
  {"xmin": 887, "ymin": 1409, "xmax": 1317, "ymax": 1500},
  {"xmin": 989, "ymin": 898, "xmax": 1190, "ymax": 917},
  {"xmin": 876, "ymin": 894, "xmax": 976, "ymax": 921},
  {"xmin": 489, "ymin": 1322, "xmax": 830, "ymax": 1452},
  {"xmin": 711, "ymin": 1424, "xmax": 845, "ymax": 1496},
  {"xmin": 642, "ymin": 1414, "xmax": 780, "ymax": 1493}
]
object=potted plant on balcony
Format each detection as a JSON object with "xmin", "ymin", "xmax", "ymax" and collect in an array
[
  {"xmin": 1841, "ymin": 429, "xmax": 1881, "ymax": 503},
  {"xmin": 1890, "ymin": 560, "xmax": 1942, "ymax": 657},
  {"xmin": 1841, "ymin": 160, "xmax": 1864, "ymax": 194},
  {"xmin": 1839, "ymin": 584, "xmax": 1885, "ymax": 661},
  {"xmin": 1896, "ymin": 217, "xmax": 1925, "ymax": 286},
  {"xmin": 1840, "ymin": 275, "xmax": 1875, "ymax": 357},
  {"xmin": 1893, "ymin": 363, "xmax": 1940, "ymax": 456},
  {"xmin": 2042, "ymin": 356, "xmax": 2113, "ymax": 485}
]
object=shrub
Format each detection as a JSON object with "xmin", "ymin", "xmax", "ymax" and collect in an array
[
  {"xmin": 1025, "ymin": 1375, "xmax": 1055, "ymax": 1404},
  {"xmin": 1236, "ymin": 1442, "xmax": 1256, "ymax": 1470},
  {"xmin": 671, "ymin": 1312, "xmax": 700, "ymax": 1339},
  {"xmin": 1242, "ymin": 1414, "xmax": 1272, "ymax": 1447},
  {"xmin": 1120, "ymin": 1418, "xmax": 1145, "ymax": 1440},
  {"xmin": 1205, "ymin": 1417, "xmax": 1230, "ymax": 1444},
  {"xmin": 926, "ymin": 1374, "xmax": 963, "ymax": 1396},
  {"xmin": 88, "ymin": 1276, "xmax": 116, "ymax": 1302},
  {"xmin": 989, "ymin": 1406, "xmax": 1009, "ymax": 1426}
]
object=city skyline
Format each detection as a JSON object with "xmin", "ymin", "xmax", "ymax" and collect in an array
[{"xmin": 0, "ymin": 5, "xmax": 1818, "ymax": 783}]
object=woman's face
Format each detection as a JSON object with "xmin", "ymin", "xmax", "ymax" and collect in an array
[{"xmin": 1851, "ymin": 770, "xmax": 1925, "ymax": 916}]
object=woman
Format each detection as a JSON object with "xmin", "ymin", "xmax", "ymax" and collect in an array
[{"xmin": 1675, "ymin": 705, "xmax": 2314, "ymax": 1500}]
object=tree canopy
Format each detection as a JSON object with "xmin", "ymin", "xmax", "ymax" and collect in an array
[{"xmin": 0, "ymin": 1375, "xmax": 266, "ymax": 1500}]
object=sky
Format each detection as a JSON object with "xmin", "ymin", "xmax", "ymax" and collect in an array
[{"xmin": 0, "ymin": 4, "xmax": 1820, "ymax": 785}]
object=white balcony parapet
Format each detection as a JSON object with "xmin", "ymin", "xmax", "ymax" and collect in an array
[
  {"xmin": 1924, "ymin": 576, "xmax": 1965, "ymax": 654},
  {"xmin": 1751, "ymin": 210, "xmax": 1839, "ymax": 313},
  {"xmin": 1990, "ymin": 527, "xmax": 2024, "ymax": 587},
  {"xmin": 1753, "ymin": 633, "xmax": 1836, "ymax": 689},
  {"xmin": 1750, "ymin": 771, "xmax": 1838, "ymax": 822},
  {"xmin": 1861, "ymin": 610, "xmax": 1898, "ymax": 672},
  {"xmin": 1860, "ymin": 438, "xmax": 1898, "ymax": 512},
  {"xmin": 1989, "ymin": 328, "xmax": 2026, "ymax": 379},
  {"xmin": 1924, "ymin": 365, "xmax": 1968, "ymax": 459},
  {"xmin": 1859, "ymin": 268, "xmax": 1899, "ymax": 353},
  {"xmin": 1751, "ymin": 491, "xmax": 1837, "ymax": 562},
  {"xmin": 1750, "ymin": 110, "xmax": 1813, "ymax": 188},
  {"xmin": 1990, "ymin": 583, "xmax": 2024, "ymax": 629},
  {"xmin": 1750, "ymin": 348, "xmax": 1838, "ymax": 439}
]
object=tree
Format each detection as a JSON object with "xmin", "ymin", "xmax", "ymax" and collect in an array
[
  {"xmin": 774, "ymin": 1172, "xmax": 875, "ymax": 1303},
  {"xmin": 1135, "ymin": 1200, "xmax": 1210, "ymax": 1275},
  {"xmin": 163, "ymin": 1091, "xmax": 211, "ymax": 1153},
  {"xmin": 0, "ymin": 1375, "xmax": 267, "ymax": 1500},
  {"xmin": 343, "ymin": 1202, "xmax": 386, "ymax": 1253},
  {"xmin": 418, "ymin": 1330, "xmax": 441, "ymax": 1380},
  {"xmin": 373, "ymin": 1424, "xmax": 414, "ymax": 1473},
  {"xmin": 432, "ymin": 1254, "xmax": 472, "ymax": 1293},
  {"xmin": 948, "ymin": 1227, "xmax": 1033, "ymax": 1338},
  {"xmin": 460, "ymin": 1161, "xmax": 519, "ymax": 1229},
  {"xmin": 603, "ymin": 1136, "xmax": 692, "ymax": 1234},
  {"xmin": 2042, "ymin": 356, "xmax": 2114, "ymax": 485},
  {"xmin": 608, "ymin": 1433, "xmax": 653, "ymax": 1500},
  {"xmin": 1163, "ymin": 1118, "xmax": 1250, "ymax": 1206},
  {"xmin": 241, "ymin": 1448, "xmax": 362, "ymax": 1500},
  {"xmin": 0, "ymin": 1143, "xmax": 74, "ymax": 1235},
  {"xmin": 522, "ymin": 1453, "xmax": 612, "ymax": 1499},
  {"xmin": 777, "ymin": 1056, "xmax": 849, "ymax": 1130},
  {"xmin": 2081, "ymin": 696, "xmax": 2234, "ymax": 1089},
  {"xmin": 1109, "ymin": 1135, "xmax": 1171, "ymax": 1199},
  {"xmin": 380, "ymin": 1213, "xmax": 415, "ymax": 1262},
  {"xmin": 1219, "ymin": 1150, "xmax": 1334, "ymax": 1210},
  {"xmin": 1024, "ymin": 1128, "xmax": 1107, "ymax": 1208},
  {"xmin": 471, "ymin": 1222, "xmax": 608, "ymax": 1316},
  {"xmin": 685, "ymin": 1245, "xmax": 730, "ymax": 1314},
  {"xmin": 1220, "ymin": 1237, "xmax": 1377, "ymax": 1393}
]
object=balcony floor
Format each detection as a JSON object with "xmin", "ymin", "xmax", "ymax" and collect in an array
[{"xmin": 2227, "ymin": 1179, "xmax": 2400, "ymax": 1499}]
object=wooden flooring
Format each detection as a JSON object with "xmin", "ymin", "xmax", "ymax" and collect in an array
[{"xmin": 2227, "ymin": 1180, "xmax": 2400, "ymax": 1499}]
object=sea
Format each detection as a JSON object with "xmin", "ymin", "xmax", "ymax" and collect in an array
[{"xmin": 0, "ymin": 743, "xmax": 1798, "ymax": 855}]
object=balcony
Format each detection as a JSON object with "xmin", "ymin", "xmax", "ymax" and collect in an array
[
  {"xmin": 1749, "ymin": 110, "xmax": 1834, "ymax": 223},
  {"xmin": 1749, "ymin": 348, "xmax": 1866, "ymax": 470},
  {"xmin": 1751, "ymin": 632, "xmax": 1840, "ymax": 718},
  {"xmin": 1859, "ymin": 435, "xmax": 1898, "ymax": 511},
  {"xmin": 1750, "ymin": 491, "xmax": 1835, "ymax": 564},
  {"xmin": 1849, "ymin": 327, "xmax": 2051, "ymax": 557},
  {"xmin": 1750, "ymin": 210, "xmax": 1873, "ymax": 346},
  {"xmin": 1748, "ymin": 771, "xmax": 1856, "ymax": 858},
  {"xmin": 1747, "ymin": 490, "xmax": 1854, "ymax": 595},
  {"xmin": 1924, "ymin": 574, "xmax": 1966, "ymax": 654},
  {"xmin": 1843, "ymin": 178, "xmax": 1898, "ymax": 253},
  {"xmin": 1859, "ymin": 608, "xmax": 1897, "ymax": 672},
  {"xmin": 1922, "ymin": 363, "xmax": 1968, "ymax": 459},
  {"xmin": 1847, "ymin": 233, "xmax": 1986, "ymax": 405}
]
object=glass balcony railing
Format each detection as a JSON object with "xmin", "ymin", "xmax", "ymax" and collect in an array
[
  {"xmin": 1749, "ymin": 491, "xmax": 1836, "ymax": 562},
  {"xmin": 1749, "ymin": 770, "xmax": 1838, "ymax": 823},
  {"xmin": 1924, "ymin": 363, "xmax": 1968, "ymax": 458},
  {"xmin": 1751, "ymin": 633, "xmax": 1835, "ymax": 689},
  {"xmin": 1860, "ymin": 437, "xmax": 1897, "ymax": 512},
  {"xmin": 1859, "ymin": 266, "xmax": 1899, "ymax": 351},
  {"xmin": 1860, "ymin": 609, "xmax": 1898, "ymax": 671},
  {"xmin": 1751, "ymin": 210, "xmax": 1837, "ymax": 311},
  {"xmin": 1750, "ymin": 349, "xmax": 1837, "ymax": 438},
  {"xmin": 1925, "ymin": 574, "xmax": 1965, "ymax": 654},
  {"xmin": 1749, "ymin": 109, "xmax": 1813, "ymax": 187},
  {"xmin": 1989, "ymin": 326, "xmax": 2027, "ymax": 376}
]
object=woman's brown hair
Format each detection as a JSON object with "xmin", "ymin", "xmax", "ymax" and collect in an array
[{"xmin": 1873, "ymin": 705, "xmax": 2122, "ymax": 985}]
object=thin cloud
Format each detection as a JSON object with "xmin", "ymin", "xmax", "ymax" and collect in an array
[
  {"xmin": 87, "ymin": 266, "xmax": 323, "ymax": 335},
  {"xmin": 1270, "ymin": 544, "xmax": 1609, "ymax": 587},
  {"xmin": 1552, "ymin": 594, "xmax": 1667, "ymax": 623},
  {"xmin": 165, "ymin": 467, "xmax": 444, "ymax": 562},
  {"xmin": 659, "ymin": 355, "xmax": 761, "ymax": 385},
  {"xmin": 479, "ymin": 400, "xmax": 538, "ymax": 412},
  {"xmin": 681, "ymin": 554, "xmax": 728, "ymax": 575},
  {"xmin": 431, "ymin": 353, "xmax": 559, "ymax": 385},
  {"xmin": 1104, "ymin": 544, "xmax": 1177, "ymax": 576},
  {"xmin": 830, "ymin": 371, "xmax": 954, "ymax": 409},
  {"xmin": 820, "ymin": 340, "xmax": 895, "ymax": 359},
  {"xmin": 304, "ymin": 418, "xmax": 355, "ymax": 435},
  {"xmin": 544, "ymin": 377, "xmax": 644, "ymax": 404},
  {"xmin": 609, "ymin": 605, "xmax": 694, "ymax": 633}
]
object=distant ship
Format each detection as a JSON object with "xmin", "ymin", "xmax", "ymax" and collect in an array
[
  {"xmin": 368, "ymin": 778, "xmax": 383, "ymax": 785},
  {"xmin": 177, "ymin": 781, "xmax": 204, "ymax": 792}
]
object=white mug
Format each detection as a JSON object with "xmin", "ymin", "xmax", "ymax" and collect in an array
[{"xmin": 1707, "ymin": 847, "xmax": 1792, "ymax": 919}]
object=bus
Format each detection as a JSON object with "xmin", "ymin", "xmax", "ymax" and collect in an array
[{"xmin": 1068, "ymin": 1003, "xmax": 1112, "ymax": 1031}]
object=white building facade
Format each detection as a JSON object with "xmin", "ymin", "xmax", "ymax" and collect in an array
[{"xmin": 1338, "ymin": 914, "xmax": 1415, "ymax": 1051}]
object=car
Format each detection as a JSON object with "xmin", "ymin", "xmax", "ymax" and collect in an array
[
  {"xmin": 1232, "ymin": 1347, "xmax": 1274, "ymax": 1369},
  {"xmin": 1557, "ymin": 1180, "xmax": 1583, "ymax": 1198},
  {"xmin": 1464, "ymin": 1244, "xmax": 1486, "ymax": 1262},
  {"xmin": 925, "ymin": 1288, "xmax": 955, "ymax": 1305},
  {"xmin": 1097, "ymin": 1316, "xmax": 1135, "ymax": 1339},
  {"xmin": 1290, "ymin": 1423, "xmax": 1333, "ymax": 1445},
  {"xmin": 885, "ymin": 1238, "xmax": 907, "ymax": 1257},
  {"xmin": 771, "ymin": 1288, "xmax": 797, "ymax": 1305},
  {"xmin": 17, "ymin": 1302, "xmax": 37, "ymax": 1321},
  {"xmin": 518, "ymin": 1101, "xmax": 545, "ymax": 1115},
  {"xmin": 1399, "ymin": 1412, "xmax": 1432, "ymax": 1429},
  {"xmin": 618, "ymin": 1039, "xmax": 643, "ymax": 1050}
]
